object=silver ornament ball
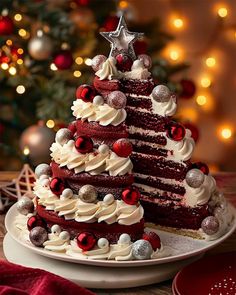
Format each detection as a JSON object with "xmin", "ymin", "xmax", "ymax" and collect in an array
[
  {"xmin": 151, "ymin": 85, "xmax": 171, "ymax": 103},
  {"xmin": 132, "ymin": 239, "xmax": 153, "ymax": 260},
  {"xmin": 107, "ymin": 91, "xmax": 127, "ymax": 109},
  {"xmin": 79, "ymin": 185, "xmax": 97, "ymax": 203},
  {"xmin": 92, "ymin": 55, "xmax": 107, "ymax": 72},
  {"xmin": 28, "ymin": 32, "xmax": 53, "ymax": 60},
  {"xmin": 17, "ymin": 196, "xmax": 34, "ymax": 215},
  {"xmin": 138, "ymin": 54, "xmax": 152, "ymax": 69},
  {"xmin": 35, "ymin": 163, "xmax": 52, "ymax": 178},
  {"xmin": 29, "ymin": 226, "xmax": 48, "ymax": 247},
  {"xmin": 201, "ymin": 216, "xmax": 219, "ymax": 235},
  {"xmin": 186, "ymin": 169, "xmax": 205, "ymax": 188},
  {"xmin": 55, "ymin": 128, "xmax": 72, "ymax": 145}
]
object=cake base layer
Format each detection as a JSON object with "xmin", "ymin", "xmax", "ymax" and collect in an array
[
  {"xmin": 37, "ymin": 204, "xmax": 144, "ymax": 243},
  {"xmin": 51, "ymin": 161, "xmax": 134, "ymax": 199},
  {"xmin": 141, "ymin": 199, "xmax": 210, "ymax": 230}
]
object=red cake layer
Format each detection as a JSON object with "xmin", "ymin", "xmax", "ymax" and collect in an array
[
  {"xmin": 93, "ymin": 76, "xmax": 120, "ymax": 98},
  {"xmin": 51, "ymin": 161, "xmax": 133, "ymax": 199},
  {"xmin": 120, "ymin": 79, "xmax": 155, "ymax": 96},
  {"xmin": 37, "ymin": 203, "xmax": 144, "ymax": 243},
  {"xmin": 131, "ymin": 140, "xmax": 168, "ymax": 157},
  {"xmin": 141, "ymin": 199, "xmax": 210, "ymax": 230},
  {"xmin": 76, "ymin": 120, "xmax": 128, "ymax": 144},
  {"xmin": 131, "ymin": 153, "xmax": 190, "ymax": 181},
  {"xmin": 126, "ymin": 94, "xmax": 152, "ymax": 110}
]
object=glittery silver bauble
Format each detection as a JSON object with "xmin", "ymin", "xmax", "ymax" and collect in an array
[
  {"xmin": 20, "ymin": 124, "xmax": 55, "ymax": 166},
  {"xmin": 35, "ymin": 163, "xmax": 52, "ymax": 178},
  {"xmin": 16, "ymin": 196, "xmax": 34, "ymax": 215},
  {"xmin": 61, "ymin": 188, "xmax": 73, "ymax": 199},
  {"xmin": 138, "ymin": 54, "xmax": 152, "ymax": 69},
  {"xmin": 201, "ymin": 216, "xmax": 219, "ymax": 235},
  {"xmin": 55, "ymin": 128, "xmax": 72, "ymax": 145},
  {"xmin": 151, "ymin": 85, "xmax": 171, "ymax": 103},
  {"xmin": 98, "ymin": 144, "xmax": 109, "ymax": 154},
  {"xmin": 132, "ymin": 240, "xmax": 153, "ymax": 260},
  {"xmin": 107, "ymin": 91, "xmax": 127, "ymax": 109},
  {"xmin": 28, "ymin": 32, "xmax": 53, "ymax": 60},
  {"xmin": 79, "ymin": 185, "xmax": 97, "ymax": 203},
  {"xmin": 98, "ymin": 238, "xmax": 109, "ymax": 248},
  {"xmin": 186, "ymin": 169, "xmax": 205, "ymax": 188},
  {"xmin": 91, "ymin": 55, "xmax": 107, "ymax": 71},
  {"xmin": 93, "ymin": 95, "xmax": 104, "ymax": 106},
  {"xmin": 29, "ymin": 226, "xmax": 48, "ymax": 247},
  {"xmin": 103, "ymin": 194, "xmax": 114, "ymax": 205}
]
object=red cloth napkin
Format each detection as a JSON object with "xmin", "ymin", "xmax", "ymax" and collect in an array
[{"xmin": 0, "ymin": 259, "xmax": 95, "ymax": 295}]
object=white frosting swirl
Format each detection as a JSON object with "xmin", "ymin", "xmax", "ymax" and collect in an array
[
  {"xmin": 43, "ymin": 232, "xmax": 70, "ymax": 252},
  {"xmin": 34, "ymin": 179, "xmax": 58, "ymax": 210},
  {"xmin": 184, "ymin": 174, "xmax": 216, "ymax": 207},
  {"xmin": 75, "ymin": 199, "xmax": 100, "ymax": 223},
  {"xmin": 50, "ymin": 141, "xmax": 132, "ymax": 176},
  {"xmin": 95, "ymin": 57, "xmax": 121, "ymax": 80},
  {"xmin": 71, "ymin": 99, "xmax": 127, "ymax": 127},
  {"xmin": 54, "ymin": 198, "xmax": 78, "ymax": 220},
  {"xmin": 116, "ymin": 200, "xmax": 144, "ymax": 225},
  {"xmin": 151, "ymin": 95, "xmax": 177, "ymax": 117},
  {"xmin": 123, "ymin": 60, "xmax": 151, "ymax": 80}
]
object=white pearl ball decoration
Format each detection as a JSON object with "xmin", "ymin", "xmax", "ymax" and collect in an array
[
  {"xmin": 79, "ymin": 185, "xmax": 97, "ymax": 203},
  {"xmin": 151, "ymin": 85, "xmax": 171, "ymax": 103},
  {"xmin": 103, "ymin": 194, "xmax": 115, "ymax": 205},
  {"xmin": 93, "ymin": 95, "xmax": 104, "ymax": 106},
  {"xmin": 61, "ymin": 188, "xmax": 73, "ymax": 199},
  {"xmin": 132, "ymin": 240, "xmax": 153, "ymax": 260},
  {"xmin": 17, "ymin": 196, "xmax": 34, "ymax": 215},
  {"xmin": 51, "ymin": 224, "xmax": 61, "ymax": 235},
  {"xmin": 201, "ymin": 216, "xmax": 219, "ymax": 235},
  {"xmin": 59, "ymin": 231, "xmax": 70, "ymax": 241},
  {"xmin": 29, "ymin": 226, "xmax": 48, "ymax": 247},
  {"xmin": 35, "ymin": 163, "xmax": 52, "ymax": 178},
  {"xmin": 186, "ymin": 169, "xmax": 205, "ymax": 188},
  {"xmin": 119, "ymin": 233, "xmax": 131, "ymax": 245},
  {"xmin": 55, "ymin": 128, "xmax": 72, "ymax": 145},
  {"xmin": 91, "ymin": 55, "xmax": 107, "ymax": 72},
  {"xmin": 97, "ymin": 238, "xmax": 109, "ymax": 248},
  {"xmin": 98, "ymin": 144, "xmax": 109, "ymax": 154}
]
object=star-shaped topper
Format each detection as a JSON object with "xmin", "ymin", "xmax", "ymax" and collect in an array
[{"xmin": 100, "ymin": 15, "xmax": 143, "ymax": 60}]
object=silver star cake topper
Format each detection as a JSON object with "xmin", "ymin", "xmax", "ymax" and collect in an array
[{"xmin": 100, "ymin": 15, "xmax": 143, "ymax": 60}]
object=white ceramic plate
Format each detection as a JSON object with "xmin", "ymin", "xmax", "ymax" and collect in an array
[{"xmin": 5, "ymin": 203, "xmax": 236, "ymax": 268}]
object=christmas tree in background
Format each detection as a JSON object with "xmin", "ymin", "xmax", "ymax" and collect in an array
[{"xmin": 0, "ymin": 0, "xmax": 196, "ymax": 170}]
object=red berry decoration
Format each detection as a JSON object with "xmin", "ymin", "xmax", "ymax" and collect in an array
[
  {"xmin": 183, "ymin": 122, "xmax": 200, "ymax": 143},
  {"xmin": 76, "ymin": 232, "xmax": 97, "ymax": 251},
  {"xmin": 53, "ymin": 50, "xmax": 73, "ymax": 70},
  {"xmin": 142, "ymin": 232, "xmax": 161, "ymax": 251},
  {"xmin": 193, "ymin": 162, "xmax": 209, "ymax": 175},
  {"xmin": 68, "ymin": 121, "xmax": 77, "ymax": 135},
  {"xmin": 122, "ymin": 187, "xmax": 140, "ymax": 205},
  {"xmin": 76, "ymin": 84, "xmax": 96, "ymax": 103},
  {"xmin": 50, "ymin": 177, "xmax": 65, "ymax": 196},
  {"xmin": 75, "ymin": 135, "xmax": 93, "ymax": 154},
  {"xmin": 180, "ymin": 79, "xmax": 196, "ymax": 99},
  {"xmin": 27, "ymin": 215, "xmax": 46, "ymax": 231},
  {"xmin": 113, "ymin": 138, "xmax": 133, "ymax": 157},
  {"xmin": 166, "ymin": 122, "xmax": 186, "ymax": 141},
  {"xmin": 0, "ymin": 16, "xmax": 14, "ymax": 35},
  {"xmin": 116, "ymin": 53, "xmax": 133, "ymax": 72}
]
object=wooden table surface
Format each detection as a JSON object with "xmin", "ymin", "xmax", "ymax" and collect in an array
[{"xmin": 0, "ymin": 171, "xmax": 235, "ymax": 295}]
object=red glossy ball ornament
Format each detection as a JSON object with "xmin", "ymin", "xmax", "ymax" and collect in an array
[
  {"xmin": 50, "ymin": 177, "xmax": 65, "ymax": 196},
  {"xmin": 27, "ymin": 215, "xmax": 46, "ymax": 231},
  {"xmin": 68, "ymin": 121, "xmax": 77, "ymax": 135},
  {"xmin": 113, "ymin": 138, "xmax": 133, "ymax": 157},
  {"xmin": 75, "ymin": 135, "xmax": 93, "ymax": 154},
  {"xmin": 76, "ymin": 232, "xmax": 97, "ymax": 251},
  {"xmin": 142, "ymin": 232, "xmax": 161, "ymax": 251},
  {"xmin": 76, "ymin": 84, "xmax": 96, "ymax": 103},
  {"xmin": 121, "ymin": 187, "xmax": 140, "ymax": 205},
  {"xmin": 116, "ymin": 53, "xmax": 133, "ymax": 72},
  {"xmin": 193, "ymin": 162, "xmax": 209, "ymax": 175},
  {"xmin": 180, "ymin": 79, "xmax": 196, "ymax": 99},
  {"xmin": 53, "ymin": 50, "xmax": 73, "ymax": 70},
  {"xmin": 183, "ymin": 122, "xmax": 199, "ymax": 143},
  {"xmin": 166, "ymin": 122, "xmax": 186, "ymax": 141},
  {"xmin": 0, "ymin": 16, "xmax": 14, "ymax": 35}
]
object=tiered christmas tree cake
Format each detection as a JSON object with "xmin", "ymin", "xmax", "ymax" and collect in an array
[{"xmin": 16, "ymin": 16, "xmax": 233, "ymax": 261}]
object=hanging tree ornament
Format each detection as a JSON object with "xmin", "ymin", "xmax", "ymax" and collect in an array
[
  {"xmin": 28, "ymin": 30, "xmax": 53, "ymax": 60},
  {"xmin": 100, "ymin": 15, "xmax": 143, "ymax": 60}
]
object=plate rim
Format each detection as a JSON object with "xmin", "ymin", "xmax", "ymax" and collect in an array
[{"xmin": 5, "ymin": 203, "xmax": 236, "ymax": 268}]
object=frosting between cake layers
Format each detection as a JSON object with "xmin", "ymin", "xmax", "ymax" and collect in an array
[
  {"xmin": 71, "ymin": 99, "xmax": 127, "ymax": 126},
  {"xmin": 50, "ymin": 140, "xmax": 133, "ymax": 176}
]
